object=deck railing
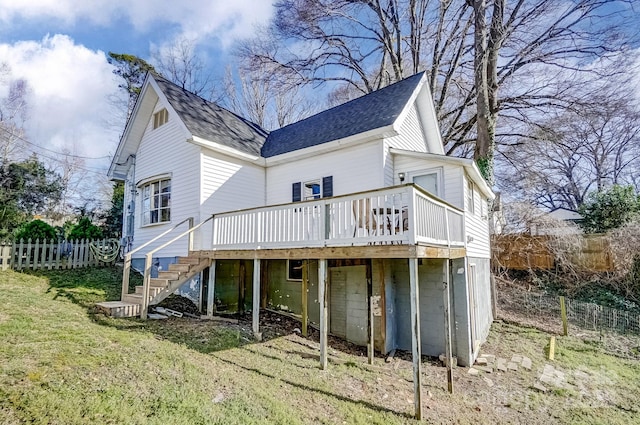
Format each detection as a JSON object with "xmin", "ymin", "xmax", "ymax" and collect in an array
[{"xmin": 211, "ymin": 184, "xmax": 464, "ymax": 250}]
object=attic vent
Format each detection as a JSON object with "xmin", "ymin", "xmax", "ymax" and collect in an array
[{"xmin": 153, "ymin": 108, "xmax": 169, "ymax": 129}]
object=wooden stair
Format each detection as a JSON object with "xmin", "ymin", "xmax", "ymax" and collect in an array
[{"xmin": 97, "ymin": 255, "xmax": 210, "ymax": 318}]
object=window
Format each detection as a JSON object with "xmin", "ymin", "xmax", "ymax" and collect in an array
[
  {"xmin": 412, "ymin": 168, "xmax": 442, "ymax": 197},
  {"xmin": 153, "ymin": 108, "xmax": 169, "ymax": 129},
  {"xmin": 304, "ymin": 180, "xmax": 321, "ymax": 200},
  {"xmin": 292, "ymin": 176, "xmax": 333, "ymax": 202},
  {"xmin": 287, "ymin": 259, "xmax": 304, "ymax": 281},
  {"xmin": 467, "ymin": 180, "xmax": 475, "ymax": 215},
  {"xmin": 141, "ymin": 178, "xmax": 171, "ymax": 225}
]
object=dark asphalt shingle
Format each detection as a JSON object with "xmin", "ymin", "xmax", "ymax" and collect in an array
[
  {"xmin": 154, "ymin": 74, "xmax": 268, "ymax": 156},
  {"xmin": 261, "ymin": 72, "xmax": 425, "ymax": 158}
]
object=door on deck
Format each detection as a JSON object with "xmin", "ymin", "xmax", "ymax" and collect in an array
[{"xmin": 329, "ymin": 266, "xmax": 368, "ymax": 345}]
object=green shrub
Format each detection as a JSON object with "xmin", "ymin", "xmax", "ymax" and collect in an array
[
  {"xmin": 579, "ymin": 185, "xmax": 640, "ymax": 233},
  {"xmin": 68, "ymin": 217, "xmax": 103, "ymax": 240},
  {"xmin": 14, "ymin": 220, "xmax": 57, "ymax": 241}
]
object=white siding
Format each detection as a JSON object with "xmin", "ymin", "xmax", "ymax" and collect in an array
[
  {"xmin": 199, "ymin": 148, "xmax": 266, "ymax": 249},
  {"xmin": 386, "ymin": 104, "xmax": 428, "ymax": 153},
  {"xmin": 130, "ymin": 101, "xmax": 200, "ymax": 258},
  {"xmin": 382, "ymin": 104, "xmax": 429, "ymax": 188},
  {"xmin": 392, "ymin": 154, "xmax": 464, "ymax": 208},
  {"xmin": 266, "ymin": 141, "xmax": 384, "ymax": 205},
  {"xmin": 464, "ymin": 174, "xmax": 491, "ymax": 258}
]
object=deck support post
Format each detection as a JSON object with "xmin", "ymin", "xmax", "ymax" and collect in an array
[
  {"xmin": 366, "ymin": 259, "xmax": 374, "ymax": 365},
  {"xmin": 206, "ymin": 259, "xmax": 216, "ymax": 317},
  {"xmin": 252, "ymin": 258, "xmax": 261, "ymax": 337},
  {"xmin": 443, "ymin": 259, "xmax": 454, "ymax": 394},
  {"xmin": 409, "ymin": 258, "xmax": 423, "ymax": 420},
  {"xmin": 302, "ymin": 260, "xmax": 309, "ymax": 337},
  {"xmin": 318, "ymin": 258, "xmax": 328, "ymax": 370}
]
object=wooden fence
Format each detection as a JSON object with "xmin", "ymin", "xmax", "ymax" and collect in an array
[
  {"xmin": 0, "ymin": 239, "xmax": 119, "ymax": 271},
  {"xmin": 492, "ymin": 234, "xmax": 614, "ymax": 272}
]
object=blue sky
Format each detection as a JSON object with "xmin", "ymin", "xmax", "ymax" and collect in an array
[{"xmin": 0, "ymin": 0, "xmax": 274, "ymax": 177}]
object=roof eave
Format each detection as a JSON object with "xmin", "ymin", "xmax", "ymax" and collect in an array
[
  {"xmin": 390, "ymin": 148, "xmax": 495, "ymax": 199},
  {"xmin": 189, "ymin": 136, "xmax": 266, "ymax": 165},
  {"xmin": 265, "ymin": 124, "xmax": 396, "ymax": 166}
]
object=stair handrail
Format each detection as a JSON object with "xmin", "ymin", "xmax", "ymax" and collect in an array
[
  {"xmin": 121, "ymin": 216, "xmax": 194, "ymax": 301},
  {"xmin": 140, "ymin": 215, "xmax": 214, "ymax": 319}
]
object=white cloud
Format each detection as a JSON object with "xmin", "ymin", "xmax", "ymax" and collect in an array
[
  {"xmin": 0, "ymin": 0, "xmax": 273, "ymax": 46},
  {"xmin": 0, "ymin": 34, "xmax": 125, "ymax": 163}
]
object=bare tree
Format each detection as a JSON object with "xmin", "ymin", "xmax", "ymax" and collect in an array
[
  {"xmin": 240, "ymin": 0, "xmax": 636, "ymax": 182},
  {"xmin": 152, "ymin": 37, "xmax": 215, "ymax": 99},
  {"xmin": 497, "ymin": 88, "xmax": 640, "ymax": 210},
  {"xmin": 220, "ymin": 58, "xmax": 317, "ymax": 130},
  {"xmin": 0, "ymin": 63, "xmax": 29, "ymax": 162}
]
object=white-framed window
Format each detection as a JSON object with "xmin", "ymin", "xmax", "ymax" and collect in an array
[
  {"xmin": 153, "ymin": 108, "xmax": 169, "ymax": 129},
  {"xmin": 140, "ymin": 178, "xmax": 171, "ymax": 225},
  {"xmin": 287, "ymin": 259, "xmax": 304, "ymax": 281},
  {"xmin": 292, "ymin": 176, "xmax": 333, "ymax": 202},
  {"xmin": 412, "ymin": 168, "xmax": 443, "ymax": 197},
  {"xmin": 304, "ymin": 179, "xmax": 321, "ymax": 200},
  {"xmin": 467, "ymin": 179, "xmax": 476, "ymax": 215}
]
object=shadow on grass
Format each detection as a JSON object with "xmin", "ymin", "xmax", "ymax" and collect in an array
[
  {"xmin": 26, "ymin": 266, "xmax": 138, "ymax": 310},
  {"xmin": 213, "ymin": 352, "xmax": 415, "ymax": 420},
  {"xmin": 26, "ymin": 267, "xmax": 414, "ymax": 419}
]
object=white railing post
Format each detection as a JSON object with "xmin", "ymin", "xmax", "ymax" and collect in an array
[
  {"xmin": 407, "ymin": 187, "xmax": 417, "ymax": 245},
  {"xmin": 444, "ymin": 206, "xmax": 451, "ymax": 249},
  {"xmin": 321, "ymin": 201, "xmax": 328, "ymax": 242}
]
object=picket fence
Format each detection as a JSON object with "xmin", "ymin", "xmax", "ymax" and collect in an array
[{"xmin": 0, "ymin": 238, "xmax": 119, "ymax": 271}]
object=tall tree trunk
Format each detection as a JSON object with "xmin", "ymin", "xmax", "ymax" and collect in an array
[{"xmin": 472, "ymin": 0, "xmax": 494, "ymax": 184}]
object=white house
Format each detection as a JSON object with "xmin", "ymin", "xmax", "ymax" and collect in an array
[{"xmin": 100, "ymin": 72, "xmax": 495, "ymax": 378}]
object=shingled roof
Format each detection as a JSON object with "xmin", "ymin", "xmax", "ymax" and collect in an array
[
  {"xmin": 261, "ymin": 72, "xmax": 425, "ymax": 158},
  {"xmin": 154, "ymin": 74, "xmax": 268, "ymax": 156}
]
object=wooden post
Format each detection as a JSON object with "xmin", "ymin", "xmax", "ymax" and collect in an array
[
  {"xmin": 253, "ymin": 258, "xmax": 261, "ymax": 337},
  {"xmin": 141, "ymin": 252, "xmax": 152, "ymax": 320},
  {"xmin": 260, "ymin": 259, "xmax": 268, "ymax": 309},
  {"xmin": 560, "ymin": 296, "xmax": 568, "ymax": 336},
  {"xmin": 318, "ymin": 258, "xmax": 328, "ymax": 370},
  {"xmin": 379, "ymin": 259, "xmax": 386, "ymax": 352},
  {"xmin": 366, "ymin": 259, "xmax": 374, "ymax": 365},
  {"xmin": 206, "ymin": 260, "xmax": 216, "ymax": 317},
  {"xmin": 302, "ymin": 260, "xmax": 309, "ymax": 337},
  {"xmin": 443, "ymin": 260, "xmax": 453, "ymax": 394},
  {"xmin": 548, "ymin": 336, "xmax": 556, "ymax": 360},
  {"xmin": 239, "ymin": 262, "xmax": 246, "ymax": 314},
  {"xmin": 369, "ymin": 296, "xmax": 375, "ymax": 365},
  {"xmin": 122, "ymin": 253, "xmax": 132, "ymax": 300},
  {"xmin": 408, "ymin": 258, "xmax": 423, "ymax": 420}
]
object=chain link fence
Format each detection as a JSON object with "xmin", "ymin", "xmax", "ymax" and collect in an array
[{"xmin": 498, "ymin": 287, "xmax": 640, "ymax": 336}]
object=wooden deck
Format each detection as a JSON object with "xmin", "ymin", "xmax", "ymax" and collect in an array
[
  {"xmin": 208, "ymin": 184, "xmax": 465, "ymax": 253},
  {"xmin": 193, "ymin": 244, "xmax": 466, "ymax": 260}
]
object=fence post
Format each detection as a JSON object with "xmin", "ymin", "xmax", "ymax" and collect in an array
[{"xmin": 560, "ymin": 296, "xmax": 568, "ymax": 336}]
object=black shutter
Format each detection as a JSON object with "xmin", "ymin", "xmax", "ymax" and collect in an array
[
  {"xmin": 322, "ymin": 176, "xmax": 333, "ymax": 198},
  {"xmin": 292, "ymin": 182, "xmax": 302, "ymax": 202}
]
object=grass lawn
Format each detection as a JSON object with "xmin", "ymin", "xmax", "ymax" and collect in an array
[{"xmin": 1, "ymin": 267, "xmax": 639, "ymax": 424}]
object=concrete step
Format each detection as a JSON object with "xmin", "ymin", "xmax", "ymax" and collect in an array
[
  {"xmin": 177, "ymin": 256, "xmax": 201, "ymax": 265},
  {"xmin": 135, "ymin": 286, "xmax": 164, "ymax": 296},
  {"xmin": 150, "ymin": 278, "xmax": 170, "ymax": 287},
  {"xmin": 96, "ymin": 301, "xmax": 140, "ymax": 318},
  {"xmin": 158, "ymin": 271, "xmax": 180, "ymax": 280},
  {"xmin": 168, "ymin": 263, "xmax": 191, "ymax": 273},
  {"xmin": 122, "ymin": 293, "xmax": 146, "ymax": 304}
]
